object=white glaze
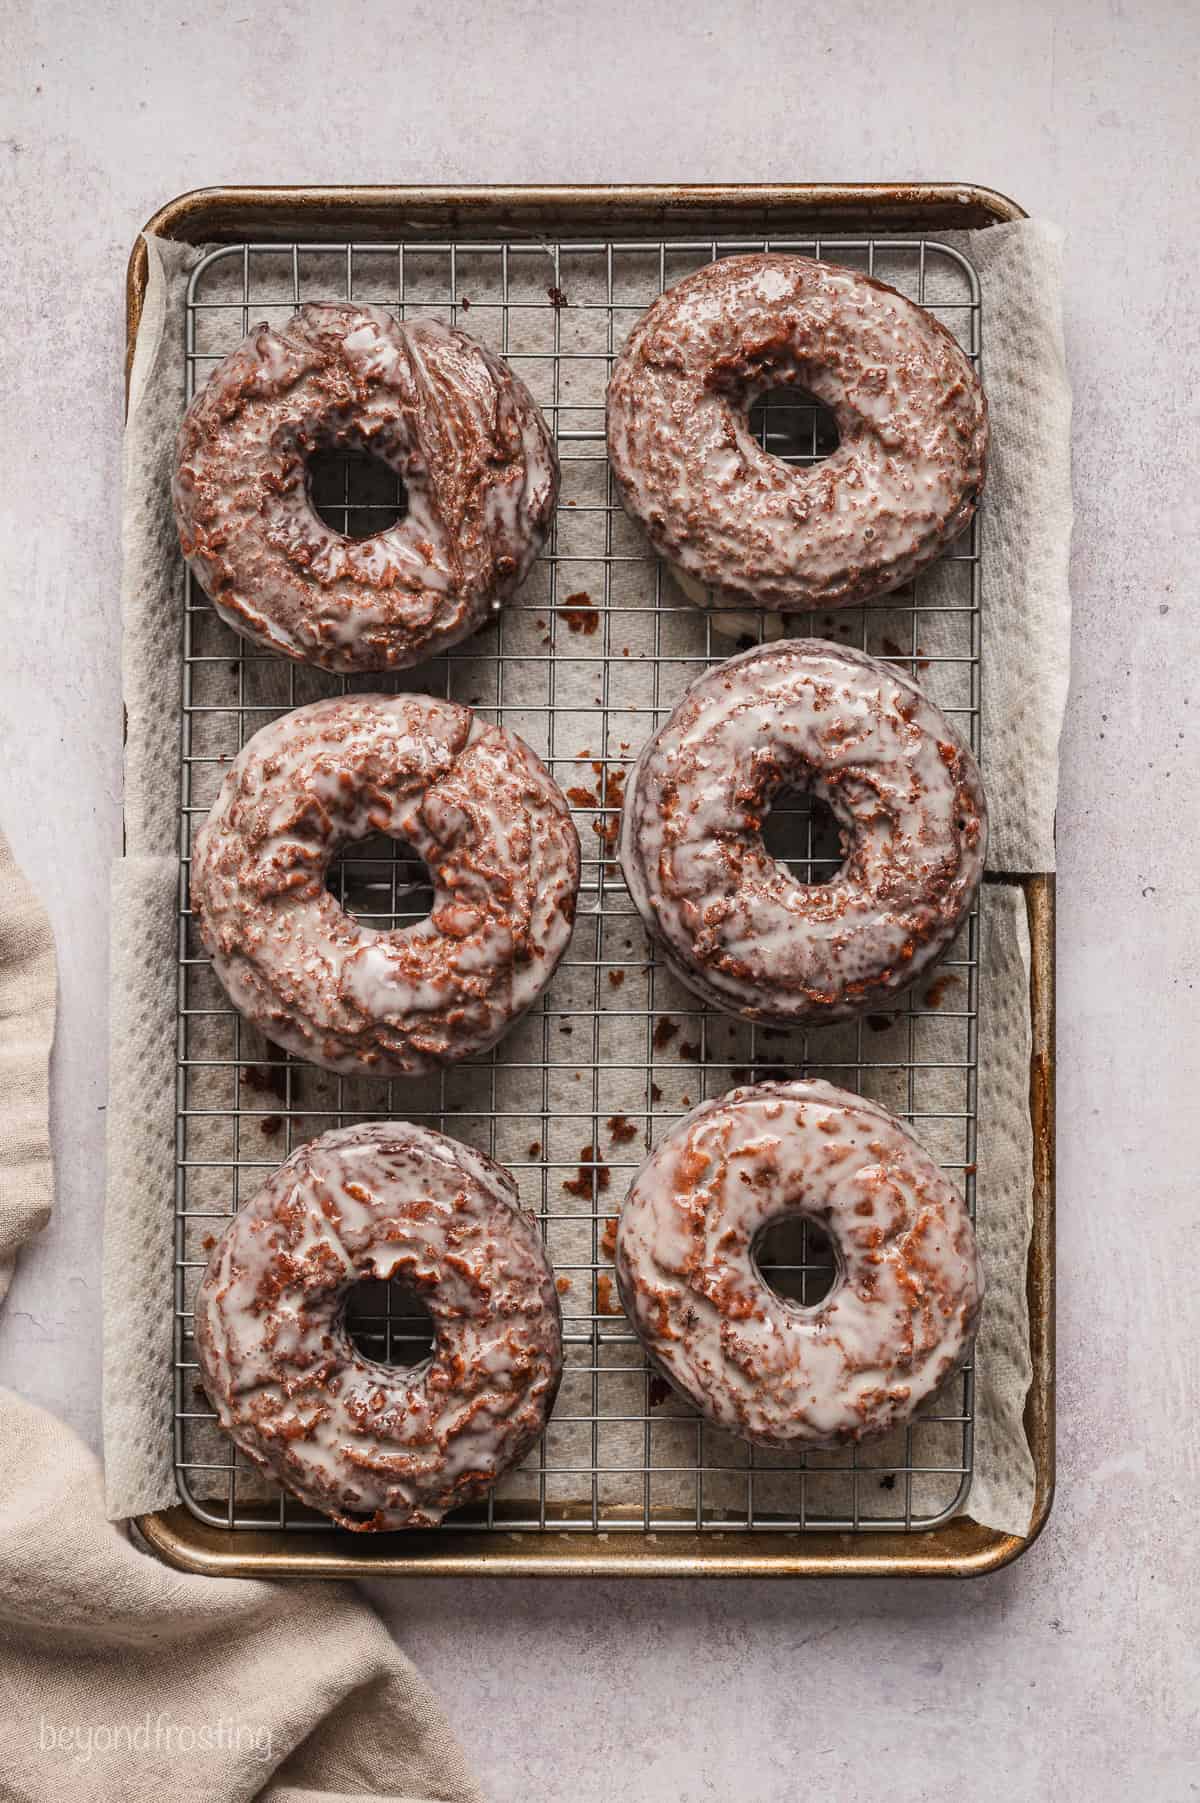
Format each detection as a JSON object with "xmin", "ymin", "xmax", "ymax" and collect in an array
[
  {"xmin": 607, "ymin": 254, "xmax": 987, "ymax": 612},
  {"xmin": 195, "ymin": 1122, "xmax": 563, "ymax": 1529},
  {"xmin": 174, "ymin": 303, "xmax": 559, "ymax": 672},
  {"xmin": 615, "ymin": 1081, "xmax": 983, "ymax": 1448},
  {"xmin": 191, "ymin": 693, "xmax": 580, "ymax": 1075},
  {"xmin": 618, "ymin": 639, "xmax": 986, "ymax": 1023}
]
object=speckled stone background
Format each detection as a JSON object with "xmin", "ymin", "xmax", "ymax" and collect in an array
[{"xmin": 1, "ymin": 3, "xmax": 1197, "ymax": 1797}]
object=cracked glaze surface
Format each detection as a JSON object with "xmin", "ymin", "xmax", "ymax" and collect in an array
[
  {"xmin": 191, "ymin": 693, "xmax": 580, "ymax": 1075},
  {"xmin": 195, "ymin": 1122, "xmax": 563, "ymax": 1530},
  {"xmin": 615, "ymin": 1081, "xmax": 983, "ymax": 1449},
  {"xmin": 173, "ymin": 302, "xmax": 558, "ymax": 672},
  {"xmin": 619, "ymin": 639, "xmax": 986, "ymax": 1024},
  {"xmin": 606, "ymin": 253, "xmax": 987, "ymax": 612}
]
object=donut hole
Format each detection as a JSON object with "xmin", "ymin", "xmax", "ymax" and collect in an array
[
  {"xmin": 748, "ymin": 387, "xmax": 840, "ymax": 467},
  {"xmin": 344, "ymin": 1276, "xmax": 437, "ymax": 1369},
  {"xmin": 761, "ymin": 787, "xmax": 845, "ymax": 885},
  {"xmin": 308, "ymin": 446, "xmax": 408, "ymax": 539},
  {"xmin": 327, "ymin": 836, "xmax": 435, "ymax": 930},
  {"xmin": 752, "ymin": 1214, "xmax": 839, "ymax": 1309}
]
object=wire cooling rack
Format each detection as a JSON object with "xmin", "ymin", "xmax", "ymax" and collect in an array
[{"xmin": 175, "ymin": 233, "xmax": 982, "ymax": 1535}]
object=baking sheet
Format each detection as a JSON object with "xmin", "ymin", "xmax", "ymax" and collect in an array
[{"xmin": 105, "ymin": 187, "xmax": 1064, "ymax": 1576}]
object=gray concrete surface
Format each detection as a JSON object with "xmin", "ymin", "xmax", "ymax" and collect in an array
[{"xmin": 1, "ymin": 1, "xmax": 1197, "ymax": 1796}]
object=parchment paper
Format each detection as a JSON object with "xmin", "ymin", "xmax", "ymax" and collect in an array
[{"xmin": 105, "ymin": 223, "xmax": 1069, "ymax": 1539}]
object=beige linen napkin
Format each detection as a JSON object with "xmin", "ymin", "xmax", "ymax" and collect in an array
[
  {"xmin": 0, "ymin": 835, "xmax": 56, "ymax": 1303},
  {"xmin": 0, "ymin": 829, "xmax": 482, "ymax": 1803}
]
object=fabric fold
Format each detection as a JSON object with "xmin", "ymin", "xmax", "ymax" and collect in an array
[{"xmin": 1, "ymin": 828, "xmax": 483, "ymax": 1803}]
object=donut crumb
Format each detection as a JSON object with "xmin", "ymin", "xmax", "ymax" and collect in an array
[
  {"xmin": 596, "ymin": 1273, "xmax": 621, "ymax": 1315},
  {"xmin": 607, "ymin": 1114, "xmax": 638, "ymax": 1145},
  {"xmin": 608, "ymin": 970, "xmax": 625, "ymax": 989},
  {"xmin": 923, "ymin": 971, "xmax": 961, "ymax": 1008},
  {"xmin": 563, "ymin": 1147, "xmax": 611, "ymax": 1198},
  {"xmin": 241, "ymin": 1063, "xmax": 287, "ymax": 1099},
  {"xmin": 653, "ymin": 1018, "xmax": 679, "ymax": 1050},
  {"xmin": 560, "ymin": 592, "xmax": 598, "ymax": 635},
  {"xmin": 555, "ymin": 1275, "xmax": 572, "ymax": 1295},
  {"xmin": 527, "ymin": 1140, "xmax": 542, "ymax": 1159}
]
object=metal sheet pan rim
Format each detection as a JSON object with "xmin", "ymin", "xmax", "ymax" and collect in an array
[{"xmin": 125, "ymin": 182, "xmax": 1051, "ymax": 1580}]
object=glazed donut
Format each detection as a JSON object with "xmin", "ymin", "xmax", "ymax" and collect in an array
[
  {"xmin": 191, "ymin": 693, "xmax": 580, "ymax": 1075},
  {"xmin": 173, "ymin": 303, "xmax": 558, "ymax": 672},
  {"xmin": 615, "ymin": 1081, "xmax": 982, "ymax": 1449},
  {"xmin": 606, "ymin": 253, "xmax": 987, "ymax": 612},
  {"xmin": 618, "ymin": 640, "xmax": 986, "ymax": 1024},
  {"xmin": 195, "ymin": 1122, "xmax": 562, "ymax": 1529}
]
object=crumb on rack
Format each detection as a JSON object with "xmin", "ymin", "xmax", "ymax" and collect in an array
[
  {"xmin": 608, "ymin": 970, "xmax": 625, "ymax": 989},
  {"xmin": 922, "ymin": 971, "xmax": 961, "ymax": 1009},
  {"xmin": 653, "ymin": 1019, "xmax": 679, "ymax": 1050},
  {"xmin": 241, "ymin": 1063, "xmax": 287, "ymax": 1100},
  {"xmin": 560, "ymin": 592, "xmax": 598, "ymax": 635},
  {"xmin": 596, "ymin": 1273, "xmax": 621, "ymax": 1315},
  {"xmin": 607, "ymin": 1113, "xmax": 638, "ymax": 1145},
  {"xmin": 562, "ymin": 1146, "xmax": 611, "ymax": 1198}
]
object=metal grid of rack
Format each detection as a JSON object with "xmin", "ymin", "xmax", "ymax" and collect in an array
[{"xmin": 174, "ymin": 233, "xmax": 982, "ymax": 1535}]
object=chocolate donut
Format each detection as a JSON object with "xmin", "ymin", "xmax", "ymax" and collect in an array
[
  {"xmin": 173, "ymin": 303, "xmax": 558, "ymax": 672},
  {"xmin": 615, "ymin": 1081, "xmax": 982, "ymax": 1449},
  {"xmin": 191, "ymin": 693, "xmax": 580, "ymax": 1074},
  {"xmin": 606, "ymin": 253, "xmax": 987, "ymax": 612},
  {"xmin": 618, "ymin": 640, "xmax": 985, "ymax": 1024},
  {"xmin": 195, "ymin": 1122, "xmax": 562, "ymax": 1530}
]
